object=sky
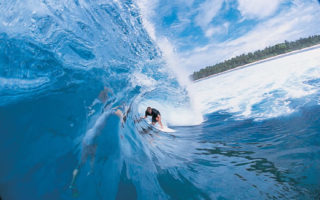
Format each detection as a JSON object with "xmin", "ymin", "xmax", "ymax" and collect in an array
[{"xmin": 136, "ymin": 0, "xmax": 320, "ymax": 74}]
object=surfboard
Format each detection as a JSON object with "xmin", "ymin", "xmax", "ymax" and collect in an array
[
  {"xmin": 134, "ymin": 116, "xmax": 176, "ymax": 133},
  {"xmin": 158, "ymin": 126, "xmax": 175, "ymax": 133},
  {"xmin": 146, "ymin": 121, "xmax": 176, "ymax": 133}
]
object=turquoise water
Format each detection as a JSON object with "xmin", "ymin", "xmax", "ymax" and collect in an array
[{"xmin": 0, "ymin": 1, "xmax": 320, "ymax": 199}]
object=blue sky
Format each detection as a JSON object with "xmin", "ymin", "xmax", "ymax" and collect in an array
[{"xmin": 137, "ymin": 0, "xmax": 320, "ymax": 73}]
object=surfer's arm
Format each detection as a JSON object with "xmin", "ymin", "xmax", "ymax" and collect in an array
[{"xmin": 141, "ymin": 111, "xmax": 148, "ymax": 119}]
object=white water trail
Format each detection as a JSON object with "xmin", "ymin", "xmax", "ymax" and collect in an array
[{"xmin": 0, "ymin": 77, "xmax": 50, "ymax": 89}]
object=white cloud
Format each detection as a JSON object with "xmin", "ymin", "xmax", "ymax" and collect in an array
[
  {"xmin": 224, "ymin": 2, "xmax": 320, "ymax": 54},
  {"xmin": 237, "ymin": 0, "xmax": 282, "ymax": 19},
  {"xmin": 194, "ymin": 0, "xmax": 224, "ymax": 29},
  {"xmin": 204, "ymin": 22, "xmax": 229, "ymax": 37},
  {"xmin": 205, "ymin": 26, "xmax": 222, "ymax": 37}
]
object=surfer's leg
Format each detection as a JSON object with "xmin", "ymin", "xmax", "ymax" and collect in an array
[
  {"xmin": 152, "ymin": 116, "xmax": 157, "ymax": 125},
  {"xmin": 157, "ymin": 115, "xmax": 164, "ymax": 129}
]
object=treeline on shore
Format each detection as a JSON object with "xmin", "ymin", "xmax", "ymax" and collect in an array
[{"xmin": 191, "ymin": 35, "xmax": 320, "ymax": 81}]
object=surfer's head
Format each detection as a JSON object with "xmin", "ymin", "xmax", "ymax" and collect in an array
[{"xmin": 147, "ymin": 107, "xmax": 152, "ymax": 114}]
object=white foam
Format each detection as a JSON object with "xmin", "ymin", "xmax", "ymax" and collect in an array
[
  {"xmin": 0, "ymin": 77, "xmax": 50, "ymax": 89},
  {"xmin": 130, "ymin": 72, "xmax": 157, "ymax": 88},
  {"xmin": 190, "ymin": 47, "xmax": 320, "ymax": 120}
]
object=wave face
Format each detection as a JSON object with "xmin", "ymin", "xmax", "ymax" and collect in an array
[{"xmin": 1, "ymin": 1, "xmax": 320, "ymax": 200}]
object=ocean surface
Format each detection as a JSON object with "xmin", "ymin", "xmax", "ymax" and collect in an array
[{"xmin": 0, "ymin": 1, "xmax": 320, "ymax": 199}]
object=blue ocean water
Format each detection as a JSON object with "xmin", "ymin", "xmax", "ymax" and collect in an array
[{"xmin": 0, "ymin": 1, "xmax": 320, "ymax": 200}]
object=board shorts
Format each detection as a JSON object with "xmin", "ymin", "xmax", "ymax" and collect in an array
[{"xmin": 152, "ymin": 115, "xmax": 158, "ymax": 123}]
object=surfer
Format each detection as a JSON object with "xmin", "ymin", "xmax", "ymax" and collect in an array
[{"xmin": 141, "ymin": 107, "xmax": 164, "ymax": 129}]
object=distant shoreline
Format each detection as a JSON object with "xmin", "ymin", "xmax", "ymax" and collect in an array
[{"xmin": 194, "ymin": 44, "xmax": 320, "ymax": 82}]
